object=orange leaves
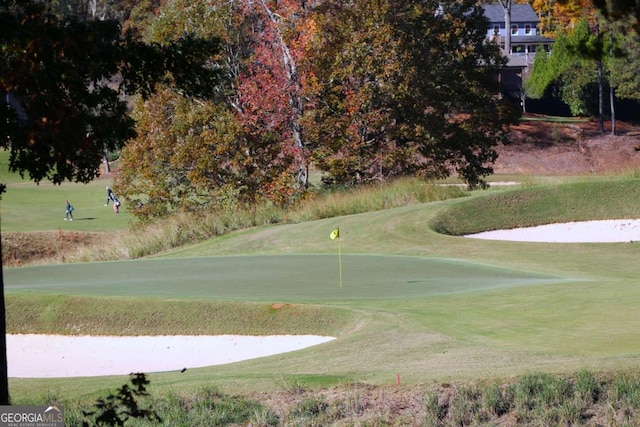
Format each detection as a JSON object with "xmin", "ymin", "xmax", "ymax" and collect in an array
[{"xmin": 532, "ymin": 0, "xmax": 597, "ymax": 37}]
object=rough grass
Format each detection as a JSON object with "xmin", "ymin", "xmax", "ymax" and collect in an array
[
  {"xmin": 6, "ymin": 295, "xmax": 355, "ymax": 337},
  {"xmin": 13, "ymin": 370, "xmax": 640, "ymax": 426},
  {"xmin": 430, "ymin": 178, "xmax": 640, "ymax": 235}
]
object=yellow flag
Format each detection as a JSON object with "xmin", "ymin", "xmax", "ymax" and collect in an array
[{"xmin": 330, "ymin": 228, "xmax": 339, "ymax": 240}]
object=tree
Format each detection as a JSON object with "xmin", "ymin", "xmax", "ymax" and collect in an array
[
  {"xmin": 525, "ymin": 18, "xmax": 603, "ymax": 118},
  {"xmin": 0, "ymin": 0, "xmax": 220, "ymax": 403},
  {"xmin": 41, "ymin": 0, "xmax": 136, "ymax": 21},
  {"xmin": 304, "ymin": 0, "xmax": 516, "ymax": 188},
  {"xmin": 591, "ymin": 1, "xmax": 640, "ymax": 134},
  {"xmin": 532, "ymin": 0, "xmax": 558, "ymax": 36},
  {"xmin": 553, "ymin": 0, "xmax": 596, "ymax": 32},
  {"xmin": 116, "ymin": 88, "xmax": 297, "ymax": 220},
  {"xmin": 0, "ymin": 2, "xmax": 219, "ymax": 188},
  {"xmin": 116, "ymin": 0, "xmax": 316, "ymax": 219},
  {"xmin": 302, "ymin": 0, "xmax": 406, "ymax": 186},
  {"xmin": 610, "ymin": 26, "xmax": 640, "ymax": 101},
  {"xmin": 253, "ymin": 0, "xmax": 310, "ymax": 188}
]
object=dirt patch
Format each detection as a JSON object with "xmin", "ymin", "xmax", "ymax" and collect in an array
[
  {"xmin": 2, "ymin": 231, "xmax": 108, "ymax": 267},
  {"xmin": 271, "ymin": 303, "xmax": 290, "ymax": 310},
  {"xmin": 494, "ymin": 115, "xmax": 640, "ymax": 175}
]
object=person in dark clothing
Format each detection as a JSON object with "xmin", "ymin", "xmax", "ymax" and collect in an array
[
  {"xmin": 65, "ymin": 200, "xmax": 74, "ymax": 221},
  {"xmin": 105, "ymin": 187, "xmax": 116, "ymax": 206}
]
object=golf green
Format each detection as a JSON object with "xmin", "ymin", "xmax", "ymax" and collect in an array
[{"xmin": 5, "ymin": 255, "xmax": 570, "ymax": 301}]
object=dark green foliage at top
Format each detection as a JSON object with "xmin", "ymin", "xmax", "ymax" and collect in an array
[
  {"xmin": 0, "ymin": 0, "xmax": 220, "ymax": 191},
  {"xmin": 592, "ymin": 0, "xmax": 640, "ymax": 32}
]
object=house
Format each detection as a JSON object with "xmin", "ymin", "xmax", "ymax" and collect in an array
[
  {"xmin": 483, "ymin": 3, "xmax": 554, "ymax": 66},
  {"xmin": 483, "ymin": 3, "xmax": 554, "ymax": 99}
]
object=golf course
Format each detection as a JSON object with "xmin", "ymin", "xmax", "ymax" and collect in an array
[{"xmin": 3, "ymin": 161, "xmax": 640, "ymax": 424}]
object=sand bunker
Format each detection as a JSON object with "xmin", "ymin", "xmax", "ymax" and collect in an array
[
  {"xmin": 8, "ymin": 334, "xmax": 334, "ymax": 378},
  {"xmin": 464, "ymin": 219, "xmax": 640, "ymax": 243}
]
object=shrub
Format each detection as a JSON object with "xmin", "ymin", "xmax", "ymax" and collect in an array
[{"xmin": 450, "ymin": 384, "xmax": 482, "ymax": 426}]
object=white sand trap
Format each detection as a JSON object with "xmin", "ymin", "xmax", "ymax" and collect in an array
[
  {"xmin": 465, "ymin": 219, "xmax": 640, "ymax": 243},
  {"xmin": 8, "ymin": 334, "xmax": 335, "ymax": 378}
]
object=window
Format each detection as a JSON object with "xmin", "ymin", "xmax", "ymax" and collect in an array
[
  {"xmin": 493, "ymin": 25, "xmax": 500, "ymax": 35},
  {"xmin": 511, "ymin": 25, "xmax": 518, "ymax": 35},
  {"xmin": 525, "ymin": 25, "xmax": 532, "ymax": 35}
]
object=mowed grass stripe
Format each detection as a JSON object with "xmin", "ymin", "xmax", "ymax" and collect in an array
[{"xmin": 4, "ymin": 254, "xmax": 569, "ymax": 300}]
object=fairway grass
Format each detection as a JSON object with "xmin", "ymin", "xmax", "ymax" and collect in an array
[
  {"xmin": 0, "ymin": 180, "xmax": 131, "ymax": 232},
  {"xmin": 5, "ymin": 178, "xmax": 640, "ymax": 406}
]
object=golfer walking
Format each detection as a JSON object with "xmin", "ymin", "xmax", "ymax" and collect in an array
[
  {"xmin": 65, "ymin": 200, "xmax": 74, "ymax": 221},
  {"xmin": 105, "ymin": 187, "xmax": 116, "ymax": 206}
]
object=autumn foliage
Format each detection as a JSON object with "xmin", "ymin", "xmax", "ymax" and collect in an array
[{"xmin": 3, "ymin": 0, "xmax": 520, "ymax": 221}]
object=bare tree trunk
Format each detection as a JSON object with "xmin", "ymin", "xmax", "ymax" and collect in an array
[
  {"xmin": 498, "ymin": 0, "xmax": 512, "ymax": 55},
  {"xmin": 103, "ymin": 148, "xmax": 111, "ymax": 173},
  {"xmin": 596, "ymin": 22, "xmax": 605, "ymax": 133},
  {"xmin": 609, "ymin": 32, "xmax": 616, "ymax": 135},
  {"xmin": 258, "ymin": 0, "xmax": 308, "ymax": 189},
  {"xmin": 598, "ymin": 58, "xmax": 605, "ymax": 133}
]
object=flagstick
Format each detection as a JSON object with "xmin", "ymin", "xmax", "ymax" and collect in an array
[{"xmin": 338, "ymin": 239, "xmax": 343, "ymax": 288}]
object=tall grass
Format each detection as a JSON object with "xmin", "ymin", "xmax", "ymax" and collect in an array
[
  {"xmin": 290, "ymin": 177, "xmax": 466, "ymax": 222},
  {"xmin": 412, "ymin": 370, "xmax": 640, "ymax": 426},
  {"xmin": 60, "ymin": 369, "xmax": 640, "ymax": 426},
  {"xmin": 13, "ymin": 368, "xmax": 639, "ymax": 426},
  {"xmin": 60, "ymin": 385, "xmax": 280, "ymax": 427}
]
